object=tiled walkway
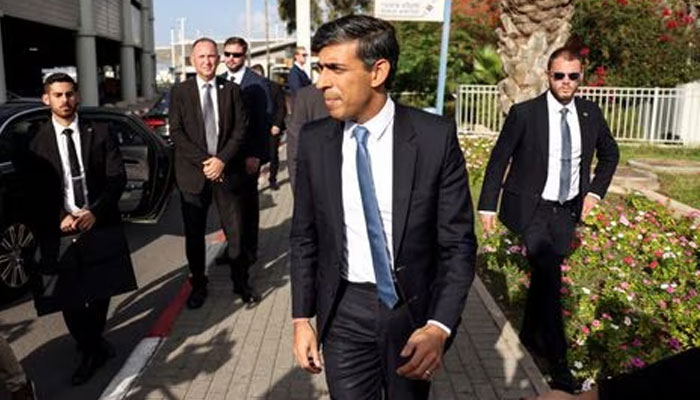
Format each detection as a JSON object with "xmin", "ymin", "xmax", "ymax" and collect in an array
[{"xmin": 128, "ymin": 148, "xmax": 548, "ymax": 400}]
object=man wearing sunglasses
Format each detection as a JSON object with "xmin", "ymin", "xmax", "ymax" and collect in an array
[
  {"xmin": 478, "ymin": 47, "xmax": 619, "ymax": 392},
  {"xmin": 218, "ymin": 36, "xmax": 272, "ymax": 304},
  {"xmin": 288, "ymin": 46, "xmax": 312, "ymax": 94}
]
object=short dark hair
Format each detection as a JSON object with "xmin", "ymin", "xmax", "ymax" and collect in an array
[
  {"xmin": 43, "ymin": 72, "xmax": 77, "ymax": 93},
  {"xmin": 547, "ymin": 47, "xmax": 582, "ymax": 70},
  {"xmin": 312, "ymin": 15, "xmax": 399, "ymax": 89},
  {"xmin": 192, "ymin": 37, "xmax": 218, "ymax": 52},
  {"xmin": 250, "ymin": 64, "xmax": 265, "ymax": 75},
  {"xmin": 224, "ymin": 36, "xmax": 248, "ymax": 53}
]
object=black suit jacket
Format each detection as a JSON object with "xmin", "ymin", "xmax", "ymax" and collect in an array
[
  {"xmin": 169, "ymin": 76, "xmax": 247, "ymax": 194},
  {"xmin": 286, "ymin": 85, "xmax": 328, "ymax": 188},
  {"xmin": 290, "ymin": 103, "xmax": 477, "ymax": 342},
  {"xmin": 28, "ymin": 118, "xmax": 134, "ymax": 315},
  {"xmin": 478, "ymin": 92, "xmax": 620, "ymax": 234},
  {"xmin": 220, "ymin": 69, "xmax": 272, "ymax": 165},
  {"xmin": 288, "ymin": 64, "xmax": 311, "ymax": 93}
]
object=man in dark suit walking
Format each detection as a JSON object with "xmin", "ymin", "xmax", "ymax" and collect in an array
[
  {"xmin": 169, "ymin": 38, "xmax": 248, "ymax": 309},
  {"xmin": 291, "ymin": 16, "xmax": 477, "ymax": 400},
  {"xmin": 287, "ymin": 46, "xmax": 312, "ymax": 94},
  {"xmin": 220, "ymin": 37, "xmax": 272, "ymax": 303},
  {"xmin": 286, "ymin": 85, "xmax": 327, "ymax": 192},
  {"xmin": 478, "ymin": 47, "xmax": 620, "ymax": 392},
  {"xmin": 29, "ymin": 73, "xmax": 136, "ymax": 385}
]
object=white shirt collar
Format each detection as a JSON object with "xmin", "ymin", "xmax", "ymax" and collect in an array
[
  {"xmin": 345, "ymin": 97, "xmax": 395, "ymax": 142},
  {"xmin": 227, "ymin": 66, "xmax": 246, "ymax": 84},
  {"xmin": 294, "ymin": 61, "xmax": 305, "ymax": 70},
  {"xmin": 196, "ymin": 74, "xmax": 217, "ymax": 89},
  {"xmin": 52, "ymin": 114, "xmax": 79, "ymax": 136},
  {"xmin": 547, "ymin": 90, "xmax": 576, "ymax": 115}
]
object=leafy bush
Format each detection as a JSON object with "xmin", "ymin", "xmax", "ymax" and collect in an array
[
  {"xmin": 461, "ymin": 136, "xmax": 700, "ymax": 382},
  {"xmin": 570, "ymin": 0, "xmax": 700, "ymax": 87}
]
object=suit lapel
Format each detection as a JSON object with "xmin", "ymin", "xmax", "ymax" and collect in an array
[
  {"xmin": 535, "ymin": 93, "xmax": 549, "ymax": 167},
  {"xmin": 78, "ymin": 120, "xmax": 93, "ymax": 169},
  {"xmin": 392, "ymin": 105, "xmax": 416, "ymax": 258},
  {"xmin": 187, "ymin": 79, "xmax": 205, "ymax": 141},
  {"xmin": 575, "ymin": 97, "xmax": 593, "ymax": 158},
  {"xmin": 37, "ymin": 123, "xmax": 64, "ymax": 178},
  {"xmin": 322, "ymin": 120, "xmax": 345, "ymax": 262},
  {"xmin": 216, "ymin": 76, "xmax": 226, "ymax": 135}
]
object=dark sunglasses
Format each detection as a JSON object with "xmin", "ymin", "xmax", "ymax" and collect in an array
[
  {"xmin": 224, "ymin": 52, "xmax": 245, "ymax": 58},
  {"xmin": 551, "ymin": 72, "xmax": 581, "ymax": 81}
]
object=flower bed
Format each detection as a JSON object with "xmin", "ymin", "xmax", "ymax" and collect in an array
[{"xmin": 460, "ymin": 135, "xmax": 700, "ymax": 382}]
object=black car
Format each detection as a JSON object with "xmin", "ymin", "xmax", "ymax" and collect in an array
[
  {"xmin": 0, "ymin": 103, "xmax": 174, "ymax": 299},
  {"xmin": 142, "ymin": 91, "xmax": 171, "ymax": 143}
]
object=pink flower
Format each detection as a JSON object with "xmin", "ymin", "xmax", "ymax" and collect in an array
[
  {"xmin": 602, "ymin": 313, "xmax": 612, "ymax": 320},
  {"xmin": 563, "ymin": 309, "xmax": 572, "ymax": 317},
  {"xmin": 581, "ymin": 325, "xmax": 590, "ymax": 335},
  {"xmin": 620, "ymin": 282, "xmax": 630, "ymax": 290},
  {"xmin": 654, "ymin": 249, "xmax": 664, "ymax": 258},
  {"xmin": 592, "ymin": 319, "xmax": 601, "ymax": 328},
  {"xmin": 658, "ymin": 300, "xmax": 667, "ymax": 310},
  {"xmin": 579, "ymin": 47, "xmax": 590, "ymax": 57},
  {"xmin": 669, "ymin": 338, "xmax": 681, "ymax": 350},
  {"xmin": 508, "ymin": 245, "xmax": 521, "ymax": 254},
  {"xmin": 483, "ymin": 245, "xmax": 496, "ymax": 253},
  {"xmin": 632, "ymin": 338, "xmax": 642, "ymax": 347},
  {"xmin": 561, "ymin": 264, "xmax": 571, "ymax": 272},
  {"xmin": 667, "ymin": 20, "xmax": 678, "ymax": 29},
  {"xmin": 649, "ymin": 260, "xmax": 659, "ymax": 269},
  {"xmin": 662, "ymin": 7, "xmax": 672, "ymax": 17},
  {"xmin": 562, "ymin": 276, "xmax": 574, "ymax": 285},
  {"xmin": 616, "ymin": 0, "xmax": 628, "ymax": 5},
  {"xmin": 619, "ymin": 215, "xmax": 631, "ymax": 226},
  {"xmin": 666, "ymin": 286, "xmax": 675, "ymax": 294},
  {"xmin": 623, "ymin": 256, "xmax": 635, "ymax": 266},
  {"xmin": 561, "ymin": 287, "xmax": 570, "ymax": 295},
  {"xmin": 631, "ymin": 357, "xmax": 646, "ymax": 368}
]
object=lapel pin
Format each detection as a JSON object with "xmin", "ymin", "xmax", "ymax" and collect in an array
[
  {"xmin": 218, "ymin": 84, "xmax": 224, "ymax": 90},
  {"xmin": 583, "ymin": 111, "xmax": 589, "ymax": 117}
]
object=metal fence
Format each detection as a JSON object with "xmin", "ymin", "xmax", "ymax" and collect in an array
[{"xmin": 456, "ymin": 83, "xmax": 700, "ymax": 145}]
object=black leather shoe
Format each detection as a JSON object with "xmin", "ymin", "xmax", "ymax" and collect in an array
[
  {"xmin": 71, "ymin": 347, "xmax": 110, "ymax": 386},
  {"xmin": 549, "ymin": 361, "xmax": 578, "ymax": 393},
  {"xmin": 234, "ymin": 285, "xmax": 261, "ymax": 304},
  {"xmin": 11, "ymin": 379, "xmax": 37, "ymax": 400},
  {"xmin": 187, "ymin": 284, "xmax": 208, "ymax": 309}
]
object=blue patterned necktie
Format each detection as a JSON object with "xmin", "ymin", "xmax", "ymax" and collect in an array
[
  {"xmin": 558, "ymin": 108, "xmax": 572, "ymax": 204},
  {"xmin": 353, "ymin": 125, "xmax": 399, "ymax": 309}
]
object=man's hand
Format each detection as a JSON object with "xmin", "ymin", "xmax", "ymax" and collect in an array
[
  {"xmin": 581, "ymin": 194, "xmax": 600, "ymax": 220},
  {"xmin": 245, "ymin": 157, "xmax": 260, "ymax": 175},
  {"xmin": 292, "ymin": 320, "xmax": 323, "ymax": 374},
  {"xmin": 71, "ymin": 209, "xmax": 96, "ymax": 231},
  {"xmin": 271, "ymin": 126, "xmax": 281, "ymax": 136},
  {"xmin": 479, "ymin": 213, "xmax": 497, "ymax": 236},
  {"xmin": 60, "ymin": 214, "xmax": 76, "ymax": 233},
  {"xmin": 396, "ymin": 324, "xmax": 448, "ymax": 380},
  {"xmin": 203, "ymin": 157, "xmax": 225, "ymax": 181}
]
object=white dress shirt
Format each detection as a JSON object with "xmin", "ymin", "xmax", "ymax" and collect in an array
[
  {"xmin": 341, "ymin": 98, "xmax": 451, "ymax": 336},
  {"xmin": 196, "ymin": 75, "xmax": 220, "ymax": 137},
  {"xmin": 226, "ymin": 66, "xmax": 246, "ymax": 85},
  {"xmin": 542, "ymin": 91, "xmax": 582, "ymax": 202},
  {"xmin": 52, "ymin": 115, "xmax": 87, "ymax": 214}
]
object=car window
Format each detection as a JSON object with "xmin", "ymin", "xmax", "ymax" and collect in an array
[
  {"xmin": 86, "ymin": 116, "xmax": 147, "ymax": 147},
  {"xmin": 0, "ymin": 111, "xmax": 48, "ymax": 164}
]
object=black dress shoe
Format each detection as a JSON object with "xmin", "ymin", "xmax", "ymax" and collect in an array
[
  {"xmin": 233, "ymin": 285, "xmax": 261, "ymax": 304},
  {"xmin": 549, "ymin": 361, "xmax": 578, "ymax": 394},
  {"xmin": 187, "ymin": 284, "xmax": 208, "ymax": 309},
  {"xmin": 71, "ymin": 348, "xmax": 110, "ymax": 386}
]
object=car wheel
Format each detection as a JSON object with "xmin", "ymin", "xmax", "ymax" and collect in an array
[{"xmin": 0, "ymin": 223, "xmax": 36, "ymax": 297}]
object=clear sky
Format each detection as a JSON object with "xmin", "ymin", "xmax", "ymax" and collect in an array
[{"xmin": 153, "ymin": 0, "xmax": 288, "ymax": 47}]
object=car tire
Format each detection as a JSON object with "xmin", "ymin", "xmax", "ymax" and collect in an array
[{"xmin": 0, "ymin": 222, "xmax": 36, "ymax": 300}]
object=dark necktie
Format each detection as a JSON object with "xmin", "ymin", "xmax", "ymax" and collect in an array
[
  {"xmin": 202, "ymin": 83, "xmax": 218, "ymax": 155},
  {"xmin": 353, "ymin": 125, "xmax": 399, "ymax": 309},
  {"xmin": 62, "ymin": 128, "xmax": 86, "ymax": 208},
  {"xmin": 559, "ymin": 108, "xmax": 572, "ymax": 204}
]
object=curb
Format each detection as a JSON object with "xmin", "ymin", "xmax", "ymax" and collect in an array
[
  {"xmin": 472, "ymin": 275, "xmax": 551, "ymax": 395},
  {"xmin": 99, "ymin": 238, "xmax": 227, "ymax": 400}
]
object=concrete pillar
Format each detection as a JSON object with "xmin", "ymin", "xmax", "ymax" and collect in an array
[
  {"xmin": 76, "ymin": 0, "xmax": 99, "ymax": 106},
  {"xmin": 140, "ymin": 0, "xmax": 154, "ymax": 98},
  {"xmin": 120, "ymin": 0, "xmax": 137, "ymax": 104},
  {"xmin": 0, "ymin": 12, "xmax": 7, "ymax": 104}
]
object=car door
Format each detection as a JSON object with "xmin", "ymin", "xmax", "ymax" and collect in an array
[
  {"xmin": 0, "ymin": 107, "xmax": 174, "ymax": 298},
  {"xmin": 79, "ymin": 108, "xmax": 174, "ymax": 223}
]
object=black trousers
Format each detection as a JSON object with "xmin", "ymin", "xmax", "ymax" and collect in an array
[
  {"xmin": 62, "ymin": 298, "xmax": 110, "ymax": 355},
  {"xmin": 181, "ymin": 181, "xmax": 243, "ymax": 288},
  {"xmin": 323, "ymin": 281, "xmax": 430, "ymax": 400},
  {"xmin": 236, "ymin": 170, "xmax": 260, "ymax": 274},
  {"xmin": 519, "ymin": 198, "xmax": 578, "ymax": 364},
  {"xmin": 269, "ymin": 135, "xmax": 281, "ymax": 184}
]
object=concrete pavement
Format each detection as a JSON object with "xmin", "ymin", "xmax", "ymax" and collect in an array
[{"xmin": 127, "ymin": 149, "xmax": 548, "ymax": 400}]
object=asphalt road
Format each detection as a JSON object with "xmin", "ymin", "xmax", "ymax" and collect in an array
[{"xmin": 0, "ymin": 193, "xmax": 224, "ymax": 400}]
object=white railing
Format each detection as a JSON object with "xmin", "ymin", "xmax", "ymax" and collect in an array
[{"xmin": 456, "ymin": 83, "xmax": 700, "ymax": 145}]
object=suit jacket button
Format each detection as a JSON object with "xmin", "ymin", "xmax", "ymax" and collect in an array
[{"xmin": 408, "ymin": 295, "xmax": 418, "ymax": 304}]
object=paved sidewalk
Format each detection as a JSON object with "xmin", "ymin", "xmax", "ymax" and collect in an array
[{"xmin": 128, "ymin": 149, "xmax": 547, "ymax": 400}]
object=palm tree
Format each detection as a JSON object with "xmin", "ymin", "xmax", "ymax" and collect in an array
[{"xmin": 497, "ymin": 0, "xmax": 574, "ymax": 113}]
